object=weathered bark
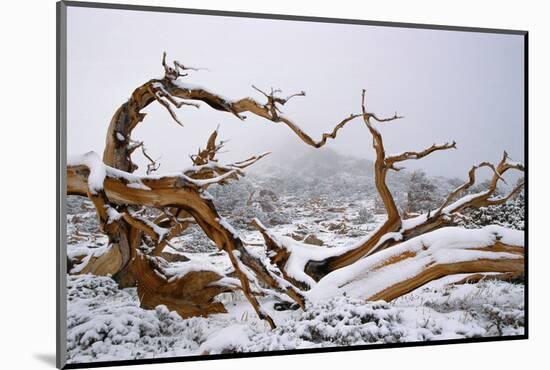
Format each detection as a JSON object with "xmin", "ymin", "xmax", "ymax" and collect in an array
[
  {"xmin": 304, "ymin": 226, "xmax": 524, "ymax": 304},
  {"xmin": 366, "ymin": 243, "xmax": 524, "ymax": 301},
  {"xmin": 369, "ymin": 257, "xmax": 524, "ymax": 301},
  {"xmin": 452, "ymin": 271, "xmax": 524, "ymax": 285},
  {"xmin": 132, "ymin": 252, "xmax": 232, "ymax": 318},
  {"xmin": 103, "ymin": 82, "xmax": 156, "ymax": 172}
]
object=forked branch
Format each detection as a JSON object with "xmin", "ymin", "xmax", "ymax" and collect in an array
[{"xmin": 387, "ymin": 141, "xmax": 457, "ymax": 167}]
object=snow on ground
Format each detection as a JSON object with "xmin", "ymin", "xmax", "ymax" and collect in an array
[{"xmin": 66, "ymin": 273, "xmax": 524, "ymax": 364}]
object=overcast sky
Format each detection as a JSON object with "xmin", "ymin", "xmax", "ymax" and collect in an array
[{"xmin": 67, "ymin": 6, "xmax": 524, "ymax": 181}]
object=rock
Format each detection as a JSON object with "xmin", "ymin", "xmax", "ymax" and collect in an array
[
  {"xmin": 209, "ymin": 251, "xmax": 225, "ymax": 257},
  {"xmin": 259, "ymin": 200, "xmax": 276, "ymax": 212},
  {"xmin": 403, "ymin": 211, "xmax": 421, "ymax": 220},
  {"xmin": 273, "ymin": 301, "xmax": 300, "ymax": 311},
  {"xmin": 327, "ymin": 222, "xmax": 346, "ymax": 231},
  {"xmin": 304, "ymin": 234, "xmax": 324, "ymax": 246},
  {"xmin": 269, "ymin": 214, "xmax": 288, "ymax": 226},
  {"xmin": 286, "ymin": 233, "xmax": 304, "ymax": 241},
  {"xmin": 259, "ymin": 189, "xmax": 278, "ymax": 202},
  {"xmin": 160, "ymin": 251, "xmax": 191, "ymax": 263}
]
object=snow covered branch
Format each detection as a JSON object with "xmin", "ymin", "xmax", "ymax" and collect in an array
[
  {"xmin": 434, "ymin": 151, "xmax": 525, "ymax": 217},
  {"xmin": 68, "ymin": 145, "xmax": 300, "ymax": 327},
  {"xmin": 308, "ymin": 226, "xmax": 523, "ymax": 302}
]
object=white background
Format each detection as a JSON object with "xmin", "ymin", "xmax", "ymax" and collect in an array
[{"xmin": 0, "ymin": 0, "xmax": 547, "ymax": 369}]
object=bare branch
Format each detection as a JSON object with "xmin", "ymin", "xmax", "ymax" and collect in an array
[
  {"xmin": 387, "ymin": 141, "xmax": 457, "ymax": 165},
  {"xmin": 183, "ymin": 130, "xmax": 269, "ymax": 187},
  {"xmin": 190, "ymin": 128, "xmax": 223, "ymax": 165},
  {"xmin": 284, "ymin": 90, "xmax": 306, "ymax": 102},
  {"xmin": 147, "ymin": 85, "xmax": 184, "ymax": 126},
  {"xmin": 140, "ymin": 146, "xmax": 161, "ymax": 175},
  {"xmin": 157, "ymin": 88, "xmax": 200, "ymax": 109},
  {"xmin": 174, "ymin": 60, "xmax": 209, "ymax": 74},
  {"xmin": 434, "ymin": 152, "xmax": 524, "ymax": 217},
  {"xmin": 161, "ymin": 51, "xmax": 169, "ymax": 74},
  {"xmin": 121, "ymin": 211, "xmax": 167, "ymax": 242},
  {"xmin": 251, "ymin": 85, "xmax": 302, "ymax": 103},
  {"xmin": 251, "ymin": 85, "xmax": 271, "ymax": 99},
  {"xmin": 127, "ymin": 140, "xmax": 144, "ymax": 155},
  {"xmin": 153, "ymin": 219, "xmax": 194, "ymax": 256},
  {"xmin": 368, "ymin": 112, "xmax": 404, "ymax": 123},
  {"xmin": 483, "ymin": 181, "xmax": 524, "ymax": 207},
  {"xmin": 359, "ymin": 89, "xmax": 400, "ymax": 222},
  {"xmin": 434, "ymin": 162, "xmax": 497, "ymax": 216},
  {"xmin": 231, "ymin": 152, "xmax": 271, "ymax": 169}
]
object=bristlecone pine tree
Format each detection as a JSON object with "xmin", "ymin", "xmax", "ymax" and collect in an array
[{"xmin": 67, "ymin": 53, "xmax": 525, "ymax": 329}]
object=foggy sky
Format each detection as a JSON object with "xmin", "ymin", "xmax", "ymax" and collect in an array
[{"xmin": 67, "ymin": 6, "xmax": 524, "ymax": 181}]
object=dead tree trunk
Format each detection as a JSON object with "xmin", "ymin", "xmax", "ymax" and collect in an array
[{"xmin": 67, "ymin": 53, "xmax": 524, "ymax": 327}]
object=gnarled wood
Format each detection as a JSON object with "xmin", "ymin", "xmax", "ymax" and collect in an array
[
  {"xmin": 68, "ymin": 146, "xmax": 304, "ymax": 327},
  {"xmin": 131, "ymin": 253, "xmax": 232, "ymax": 318},
  {"xmin": 368, "ymin": 255, "xmax": 523, "ymax": 302}
]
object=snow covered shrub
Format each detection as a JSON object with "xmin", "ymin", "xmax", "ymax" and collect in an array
[
  {"xmin": 482, "ymin": 304, "xmax": 524, "ymax": 336},
  {"xmin": 197, "ymin": 297, "xmax": 407, "ymax": 354},
  {"xmin": 458, "ymin": 192, "xmax": 524, "ymax": 230},
  {"xmin": 354, "ymin": 206, "xmax": 375, "ymax": 224},
  {"xmin": 66, "ymin": 274, "xmax": 209, "ymax": 363},
  {"xmin": 67, "ymin": 196, "xmax": 101, "ymax": 234},
  {"xmin": 394, "ymin": 279, "xmax": 524, "ymax": 338},
  {"xmin": 280, "ymin": 297, "xmax": 404, "ymax": 345},
  {"xmin": 67, "ymin": 195, "xmax": 95, "ymax": 215},
  {"xmin": 67, "ymin": 274, "xmax": 120, "ymax": 302},
  {"xmin": 406, "ymin": 170, "xmax": 440, "ymax": 214},
  {"xmin": 172, "ymin": 225, "xmax": 218, "ymax": 253}
]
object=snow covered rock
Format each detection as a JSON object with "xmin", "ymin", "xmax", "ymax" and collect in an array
[{"xmin": 304, "ymin": 234, "xmax": 324, "ymax": 246}]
